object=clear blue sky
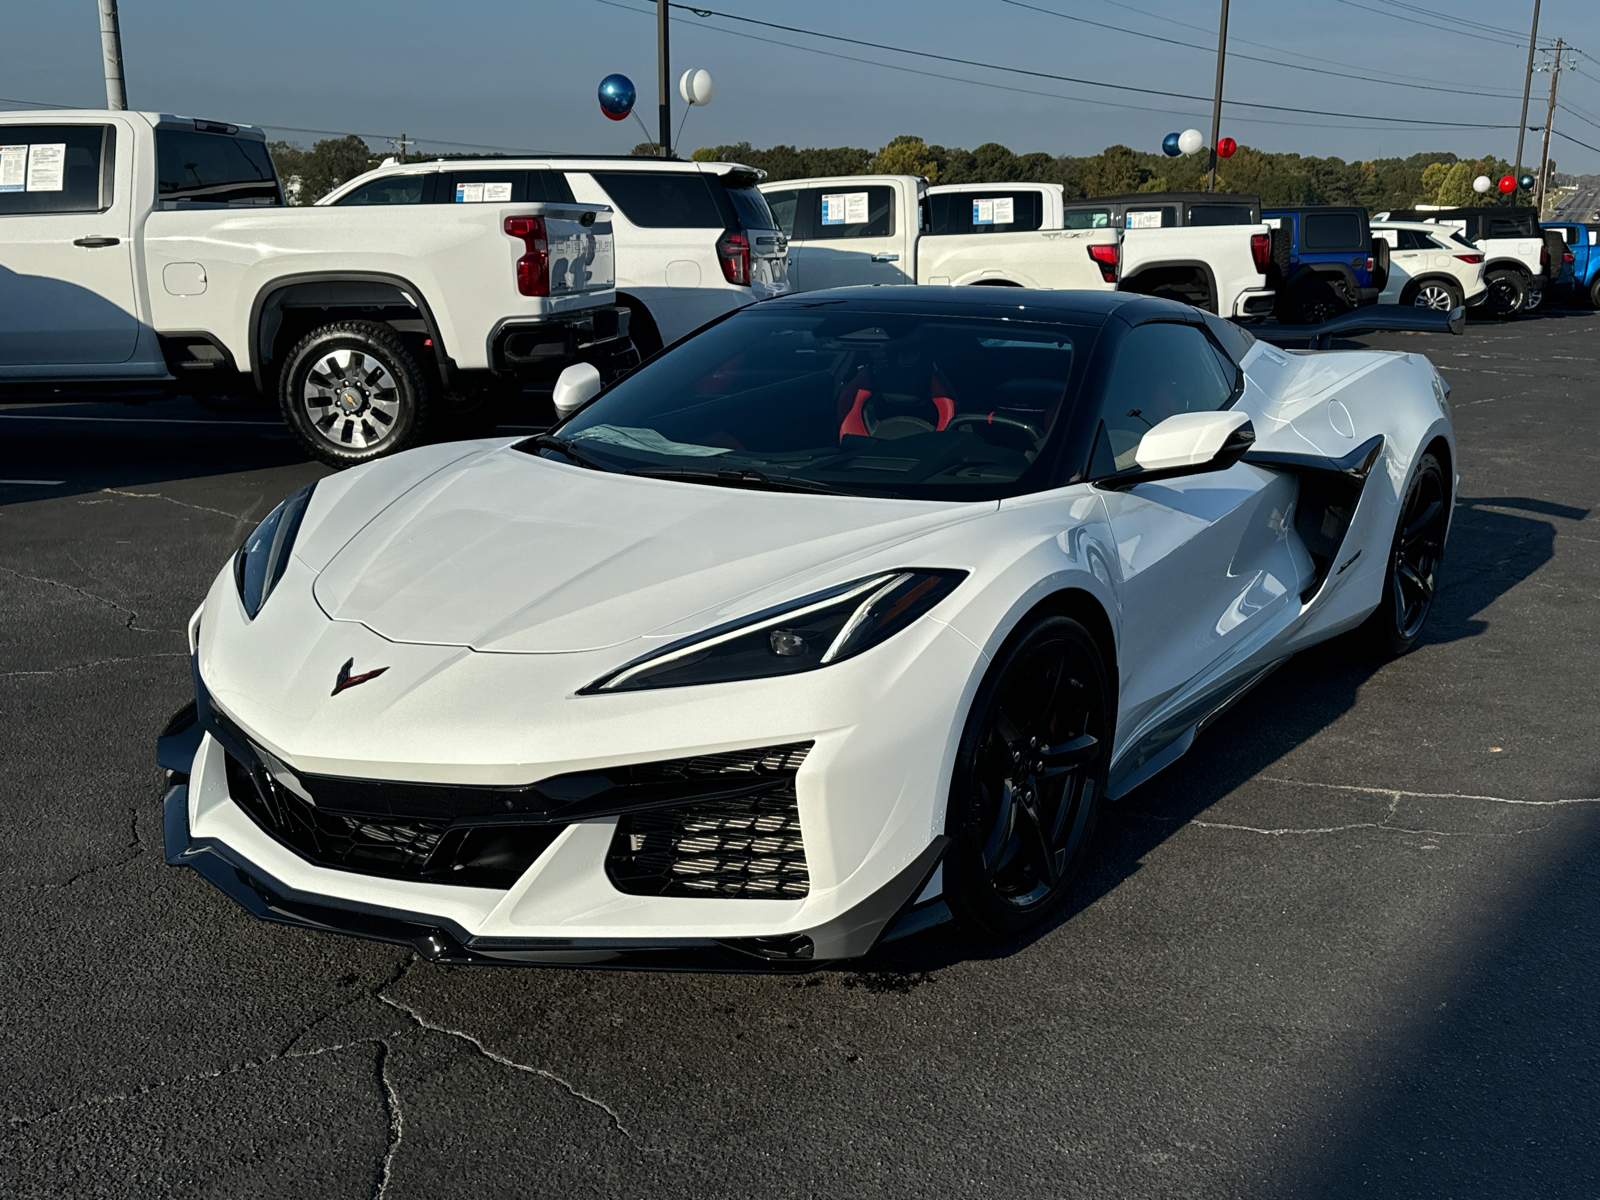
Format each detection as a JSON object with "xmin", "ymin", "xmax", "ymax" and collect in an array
[{"xmin": 6, "ymin": 0, "xmax": 1600, "ymax": 171}]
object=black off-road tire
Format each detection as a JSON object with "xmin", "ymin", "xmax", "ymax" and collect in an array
[
  {"xmin": 1287, "ymin": 276, "xmax": 1350, "ymax": 325},
  {"xmin": 1480, "ymin": 268, "xmax": 1527, "ymax": 319},
  {"xmin": 1588, "ymin": 276, "xmax": 1600, "ymax": 310},
  {"xmin": 1368, "ymin": 452, "xmax": 1449, "ymax": 657},
  {"xmin": 943, "ymin": 615, "xmax": 1111, "ymax": 938},
  {"xmin": 278, "ymin": 321, "xmax": 434, "ymax": 467}
]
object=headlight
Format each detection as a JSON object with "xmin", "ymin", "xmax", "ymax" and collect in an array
[
  {"xmin": 584, "ymin": 569, "xmax": 966, "ymax": 693},
  {"xmin": 234, "ymin": 483, "xmax": 315, "ymax": 619}
]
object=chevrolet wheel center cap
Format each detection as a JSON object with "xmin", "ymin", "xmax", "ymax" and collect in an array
[{"xmin": 335, "ymin": 388, "xmax": 362, "ymax": 414}]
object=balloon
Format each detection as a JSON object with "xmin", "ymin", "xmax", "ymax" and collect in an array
[
  {"xmin": 1217, "ymin": 137, "xmax": 1237, "ymax": 159},
  {"xmin": 1518, "ymin": 172, "xmax": 1536, "ymax": 191},
  {"xmin": 1178, "ymin": 128, "xmax": 1205, "ymax": 156},
  {"xmin": 598, "ymin": 73, "xmax": 636, "ymax": 122},
  {"xmin": 1472, "ymin": 175, "xmax": 1492, "ymax": 194},
  {"xmin": 1498, "ymin": 174, "xmax": 1516, "ymax": 194},
  {"xmin": 1162, "ymin": 132, "xmax": 1182, "ymax": 157},
  {"xmin": 678, "ymin": 68, "xmax": 715, "ymax": 106}
]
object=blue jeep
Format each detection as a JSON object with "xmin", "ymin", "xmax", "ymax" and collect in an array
[
  {"xmin": 1542, "ymin": 222, "xmax": 1594, "ymax": 306},
  {"xmin": 1261, "ymin": 206, "xmax": 1384, "ymax": 324}
]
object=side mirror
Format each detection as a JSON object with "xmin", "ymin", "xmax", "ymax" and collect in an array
[
  {"xmin": 1101, "ymin": 410, "xmax": 1254, "ymax": 490},
  {"xmin": 552, "ymin": 362, "xmax": 603, "ymax": 421}
]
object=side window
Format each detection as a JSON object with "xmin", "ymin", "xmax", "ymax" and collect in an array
[
  {"xmin": 1396, "ymin": 229, "xmax": 1433, "ymax": 251},
  {"xmin": 1188, "ymin": 204, "xmax": 1255, "ymax": 226},
  {"xmin": 441, "ymin": 170, "xmax": 523, "ymax": 204},
  {"xmin": 335, "ymin": 174, "xmax": 425, "ymax": 205},
  {"xmin": 1062, "ymin": 208, "xmax": 1111, "ymax": 230},
  {"xmin": 807, "ymin": 185, "xmax": 894, "ymax": 239},
  {"xmin": 156, "ymin": 130, "xmax": 279, "ymax": 205},
  {"xmin": 590, "ymin": 172, "xmax": 724, "ymax": 227},
  {"xmin": 1303, "ymin": 212, "xmax": 1363, "ymax": 252},
  {"xmin": 763, "ymin": 189, "xmax": 799, "ymax": 238},
  {"xmin": 0, "ymin": 124, "xmax": 112, "ymax": 215},
  {"xmin": 1088, "ymin": 323, "xmax": 1236, "ymax": 479},
  {"xmin": 533, "ymin": 170, "xmax": 575, "ymax": 203},
  {"xmin": 1124, "ymin": 206, "xmax": 1176, "ymax": 230}
]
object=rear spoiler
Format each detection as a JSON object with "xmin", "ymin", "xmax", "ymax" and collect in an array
[{"xmin": 1255, "ymin": 304, "xmax": 1465, "ymax": 350}]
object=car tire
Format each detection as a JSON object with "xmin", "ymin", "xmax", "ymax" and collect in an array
[
  {"xmin": 1481, "ymin": 269, "xmax": 1527, "ymax": 318},
  {"xmin": 943, "ymin": 614, "xmax": 1111, "ymax": 938},
  {"xmin": 1402, "ymin": 278, "xmax": 1463, "ymax": 312},
  {"xmin": 1368, "ymin": 451, "xmax": 1449, "ymax": 657},
  {"xmin": 279, "ymin": 321, "xmax": 434, "ymax": 467},
  {"xmin": 1287, "ymin": 276, "xmax": 1349, "ymax": 325},
  {"xmin": 1524, "ymin": 284, "xmax": 1545, "ymax": 312},
  {"xmin": 1588, "ymin": 276, "xmax": 1600, "ymax": 310}
]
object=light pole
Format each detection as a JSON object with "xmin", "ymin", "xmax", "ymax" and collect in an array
[
  {"xmin": 1206, "ymin": 0, "xmax": 1230, "ymax": 193},
  {"xmin": 657, "ymin": 0, "xmax": 672, "ymax": 157},
  {"xmin": 98, "ymin": 0, "xmax": 126, "ymax": 110},
  {"xmin": 1514, "ymin": 0, "xmax": 1542, "ymax": 182}
]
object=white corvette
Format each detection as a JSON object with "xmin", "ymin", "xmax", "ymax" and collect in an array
[{"xmin": 159, "ymin": 288, "xmax": 1460, "ymax": 968}]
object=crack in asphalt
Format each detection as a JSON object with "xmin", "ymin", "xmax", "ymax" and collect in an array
[
  {"xmin": 0, "ymin": 565, "xmax": 181, "ymax": 635},
  {"xmin": 100, "ymin": 486, "xmax": 254, "ymax": 525},
  {"xmin": 0, "ymin": 651, "xmax": 187, "ymax": 679},
  {"xmin": 375, "ymin": 989, "xmax": 647, "ymax": 1147},
  {"xmin": 1256, "ymin": 777, "xmax": 1600, "ymax": 807},
  {"xmin": 374, "ymin": 1042, "xmax": 404, "ymax": 1200}
]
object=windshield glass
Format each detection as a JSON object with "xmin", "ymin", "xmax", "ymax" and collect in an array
[{"xmin": 543, "ymin": 308, "xmax": 1091, "ymax": 499}]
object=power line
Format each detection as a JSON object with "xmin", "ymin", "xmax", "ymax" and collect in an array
[
  {"xmin": 1382, "ymin": 0, "xmax": 1535, "ymax": 41},
  {"xmin": 1327, "ymin": 0, "xmax": 1539, "ymax": 48},
  {"xmin": 998, "ymin": 0, "xmax": 1524, "ymax": 99},
  {"xmin": 667, "ymin": 2, "xmax": 1516, "ymax": 128}
]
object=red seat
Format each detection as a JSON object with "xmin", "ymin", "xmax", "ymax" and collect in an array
[{"xmin": 838, "ymin": 365, "xmax": 956, "ymax": 441}]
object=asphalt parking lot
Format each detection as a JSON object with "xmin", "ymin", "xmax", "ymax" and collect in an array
[{"xmin": 3, "ymin": 309, "xmax": 1597, "ymax": 1199}]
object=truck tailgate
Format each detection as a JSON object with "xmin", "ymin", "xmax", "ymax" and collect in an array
[{"xmin": 918, "ymin": 228, "xmax": 1119, "ymax": 290}]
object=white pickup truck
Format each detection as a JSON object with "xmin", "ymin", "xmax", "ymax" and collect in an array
[
  {"xmin": 0, "ymin": 110, "xmax": 625, "ymax": 464},
  {"xmin": 929, "ymin": 182, "xmax": 1275, "ymax": 318},
  {"xmin": 758, "ymin": 175, "xmax": 1120, "ymax": 294},
  {"xmin": 1376, "ymin": 205, "xmax": 1551, "ymax": 318}
]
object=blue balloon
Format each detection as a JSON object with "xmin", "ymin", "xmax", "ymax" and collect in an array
[
  {"xmin": 598, "ymin": 73, "xmax": 636, "ymax": 122},
  {"xmin": 1162, "ymin": 132, "xmax": 1182, "ymax": 157}
]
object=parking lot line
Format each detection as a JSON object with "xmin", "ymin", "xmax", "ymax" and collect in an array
[
  {"xmin": 0, "ymin": 413, "xmax": 283, "ymax": 427},
  {"xmin": 0, "ymin": 479, "xmax": 65, "ymax": 485}
]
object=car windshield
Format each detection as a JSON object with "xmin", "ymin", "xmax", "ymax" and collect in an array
[{"xmin": 541, "ymin": 308, "xmax": 1091, "ymax": 499}]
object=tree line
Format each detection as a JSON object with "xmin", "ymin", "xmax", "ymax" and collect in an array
[{"xmin": 265, "ymin": 133, "xmax": 1543, "ymax": 211}]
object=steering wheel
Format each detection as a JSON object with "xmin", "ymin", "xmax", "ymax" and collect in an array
[{"xmin": 947, "ymin": 412, "xmax": 1044, "ymax": 451}]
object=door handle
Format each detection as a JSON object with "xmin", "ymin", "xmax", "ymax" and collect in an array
[
  {"xmin": 871, "ymin": 253, "xmax": 899, "ymax": 263},
  {"xmin": 73, "ymin": 236, "xmax": 120, "ymax": 248}
]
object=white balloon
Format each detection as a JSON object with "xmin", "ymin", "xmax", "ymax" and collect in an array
[
  {"xmin": 1472, "ymin": 175, "xmax": 1492, "ymax": 194},
  {"xmin": 1178, "ymin": 128, "xmax": 1206, "ymax": 155},
  {"xmin": 678, "ymin": 68, "xmax": 715, "ymax": 106}
]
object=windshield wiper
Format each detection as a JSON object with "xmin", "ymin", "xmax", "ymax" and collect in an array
[
  {"xmin": 530, "ymin": 433, "xmax": 609, "ymax": 471},
  {"xmin": 624, "ymin": 466, "xmax": 843, "ymax": 495}
]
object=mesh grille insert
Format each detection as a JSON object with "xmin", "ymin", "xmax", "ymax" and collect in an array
[{"xmin": 606, "ymin": 746, "xmax": 811, "ymax": 899}]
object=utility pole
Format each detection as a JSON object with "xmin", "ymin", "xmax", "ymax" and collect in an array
[
  {"xmin": 1513, "ymin": 0, "xmax": 1542, "ymax": 180},
  {"xmin": 1535, "ymin": 39, "xmax": 1564, "ymax": 215},
  {"xmin": 1205, "ymin": 0, "xmax": 1230, "ymax": 193},
  {"xmin": 392, "ymin": 134, "xmax": 410, "ymax": 164},
  {"xmin": 657, "ymin": 0, "xmax": 671, "ymax": 158},
  {"xmin": 97, "ymin": 0, "xmax": 127, "ymax": 110}
]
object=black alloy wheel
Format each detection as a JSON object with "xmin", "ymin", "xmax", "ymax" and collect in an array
[
  {"xmin": 279, "ymin": 320, "xmax": 434, "ymax": 467},
  {"xmin": 1481, "ymin": 269, "xmax": 1527, "ymax": 319},
  {"xmin": 944, "ymin": 615, "xmax": 1110, "ymax": 936},
  {"xmin": 1370, "ymin": 451, "xmax": 1449, "ymax": 656},
  {"xmin": 1288, "ymin": 277, "xmax": 1350, "ymax": 325}
]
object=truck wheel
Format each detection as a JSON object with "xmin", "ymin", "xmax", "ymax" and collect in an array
[
  {"xmin": 1589, "ymin": 276, "xmax": 1600, "ymax": 310},
  {"xmin": 1402, "ymin": 279, "xmax": 1462, "ymax": 311},
  {"xmin": 1287, "ymin": 277, "xmax": 1348, "ymax": 325},
  {"xmin": 1523, "ymin": 284, "xmax": 1545, "ymax": 313},
  {"xmin": 279, "ymin": 321, "xmax": 433, "ymax": 466},
  {"xmin": 1480, "ymin": 269, "xmax": 1527, "ymax": 318}
]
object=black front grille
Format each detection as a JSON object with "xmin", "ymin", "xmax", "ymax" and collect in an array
[
  {"xmin": 606, "ymin": 745, "xmax": 811, "ymax": 899},
  {"xmin": 222, "ymin": 750, "xmax": 563, "ymax": 889}
]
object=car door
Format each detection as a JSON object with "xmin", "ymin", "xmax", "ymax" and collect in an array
[
  {"xmin": 1088, "ymin": 320, "xmax": 1307, "ymax": 756},
  {"xmin": 0, "ymin": 120, "xmax": 138, "ymax": 367},
  {"xmin": 781, "ymin": 181, "xmax": 912, "ymax": 292}
]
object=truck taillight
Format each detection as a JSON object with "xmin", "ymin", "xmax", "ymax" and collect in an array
[
  {"xmin": 1454, "ymin": 253, "xmax": 1483, "ymax": 264},
  {"xmin": 1251, "ymin": 233, "xmax": 1271, "ymax": 274},
  {"xmin": 504, "ymin": 215, "xmax": 549, "ymax": 297},
  {"xmin": 1088, "ymin": 242, "xmax": 1119, "ymax": 283},
  {"xmin": 717, "ymin": 229, "xmax": 751, "ymax": 286}
]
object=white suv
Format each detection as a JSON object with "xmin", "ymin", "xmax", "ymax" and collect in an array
[
  {"xmin": 321, "ymin": 157, "xmax": 789, "ymax": 360},
  {"xmin": 1370, "ymin": 221, "xmax": 1488, "ymax": 311}
]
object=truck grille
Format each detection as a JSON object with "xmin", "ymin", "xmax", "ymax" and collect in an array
[{"xmin": 606, "ymin": 748, "xmax": 811, "ymax": 899}]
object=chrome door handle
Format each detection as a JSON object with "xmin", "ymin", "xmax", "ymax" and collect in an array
[
  {"xmin": 73, "ymin": 236, "xmax": 120, "ymax": 248},
  {"xmin": 871, "ymin": 253, "xmax": 899, "ymax": 263}
]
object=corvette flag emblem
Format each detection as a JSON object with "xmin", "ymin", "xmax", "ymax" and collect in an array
[{"xmin": 332, "ymin": 657, "xmax": 389, "ymax": 696}]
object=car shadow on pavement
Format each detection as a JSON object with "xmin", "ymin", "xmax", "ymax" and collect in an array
[{"xmin": 853, "ymin": 491, "xmax": 1584, "ymax": 976}]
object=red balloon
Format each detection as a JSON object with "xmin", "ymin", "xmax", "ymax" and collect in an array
[
  {"xmin": 1498, "ymin": 174, "xmax": 1517, "ymax": 194},
  {"xmin": 1217, "ymin": 137, "xmax": 1237, "ymax": 159}
]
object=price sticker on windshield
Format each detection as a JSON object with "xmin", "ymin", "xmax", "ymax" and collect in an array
[{"xmin": 822, "ymin": 192, "xmax": 869, "ymax": 225}]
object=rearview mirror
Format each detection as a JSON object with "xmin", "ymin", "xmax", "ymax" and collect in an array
[
  {"xmin": 1100, "ymin": 410, "xmax": 1255, "ymax": 490},
  {"xmin": 552, "ymin": 362, "xmax": 603, "ymax": 421}
]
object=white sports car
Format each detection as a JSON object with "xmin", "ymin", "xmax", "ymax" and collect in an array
[{"xmin": 159, "ymin": 288, "xmax": 1459, "ymax": 968}]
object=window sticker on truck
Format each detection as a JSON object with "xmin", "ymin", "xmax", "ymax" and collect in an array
[
  {"xmin": 25, "ymin": 143, "xmax": 64, "ymax": 192},
  {"xmin": 456, "ymin": 182, "xmax": 513, "ymax": 203},
  {"xmin": 822, "ymin": 192, "xmax": 869, "ymax": 225},
  {"xmin": 972, "ymin": 197, "xmax": 1015, "ymax": 226},
  {"xmin": 0, "ymin": 145, "xmax": 25, "ymax": 192}
]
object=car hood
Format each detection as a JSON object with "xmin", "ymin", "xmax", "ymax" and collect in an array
[{"xmin": 310, "ymin": 445, "xmax": 988, "ymax": 653}]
